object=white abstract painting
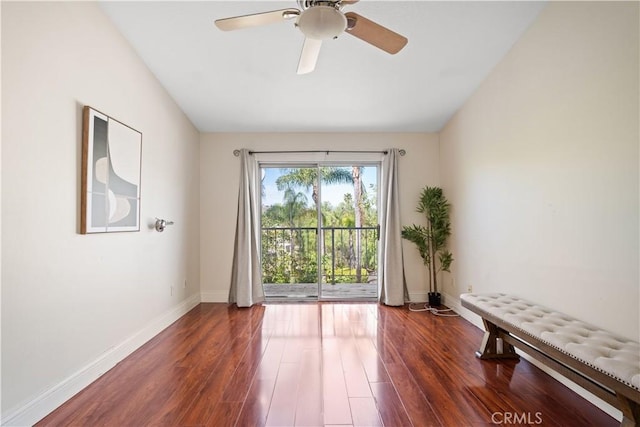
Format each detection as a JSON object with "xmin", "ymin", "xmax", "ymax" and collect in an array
[{"xmin": 82, "ymin": 107, "xmax": 142, "ymax": 233}]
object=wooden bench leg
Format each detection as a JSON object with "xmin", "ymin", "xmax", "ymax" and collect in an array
[
  {"xmin": 475, "ymin": 318, "xmax": 520, "ymax": 360},
  {"xmin": 618, "ymin": 394, "xmax": 640, "ymax": 427}
]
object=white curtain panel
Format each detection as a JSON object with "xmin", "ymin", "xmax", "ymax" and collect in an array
[
  {"xmin": 378, "ymin": 148, "xmax": 408, "ymax": 306},
  {"xmin": 229, "ymin": 149, "xmax": 265, "ymax": 307}
]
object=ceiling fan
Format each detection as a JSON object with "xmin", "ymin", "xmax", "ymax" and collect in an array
[{"xmin": 214, "ymin": 0, "xmax": 408, "ymax": 74}]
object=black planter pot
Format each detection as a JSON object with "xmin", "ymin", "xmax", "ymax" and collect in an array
[{"xmin": 428, "ymin": 292, "xmax": 442, "ymax": 307}]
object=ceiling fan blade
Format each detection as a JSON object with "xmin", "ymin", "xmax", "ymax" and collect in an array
[
  {"xmin": 297, "ymin": 38, "xmax": 322, "ymax": 74},
  {"xmin": 215, "ymin": 9, "xmax": 299, "ymax": 31},
  {"xmin": 344, "ymin": 12, "xmax": 408, "ymax": 54}
]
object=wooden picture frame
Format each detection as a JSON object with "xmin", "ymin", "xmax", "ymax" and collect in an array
[{"xmin": 81, "ymin": 106, "xmax": 142, "ymax": 234}]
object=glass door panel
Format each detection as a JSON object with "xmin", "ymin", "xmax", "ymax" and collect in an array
[
  {"xmin": 261, "ymin": 166, "xmax": 319, "ymax": 300},
  {"xmin": 319, "ymin": 165, "xmax": 379, "ymax": 300}
]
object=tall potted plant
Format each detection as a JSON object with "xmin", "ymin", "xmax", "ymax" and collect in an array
[{"xmin": 401, "ymin": 186, "xmax": 454, "ymax": 306}]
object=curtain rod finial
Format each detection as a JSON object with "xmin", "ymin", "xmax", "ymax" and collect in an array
[
  {"xmin": 399, "ymin": 149, "xmax": 406, "ymax": 156},
  {"xmin": 233, "ymin": 149, "xmax": 240, "ymax": 157}
]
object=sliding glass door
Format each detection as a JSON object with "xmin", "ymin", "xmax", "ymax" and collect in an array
[{"xmin": 260, "ymin": 164, "xmax": 379, "ymax": 301}]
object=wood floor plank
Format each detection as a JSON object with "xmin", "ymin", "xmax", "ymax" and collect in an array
[
  {"xmin": 322, "ymin": 338, "xmax": 353, "ymax": 426},
  {"xmin": 221, "ymin": 332, "xmax": 267, "ymax": 403},
  {"xmin": 203, "ymin": 401, "xmax": 244, "ymax": 427},
  {"xmin": 353, "ymin": 336, "xmax": 392, "ymax": 384},
  {"xmin": 340, "ymin": 337, "xmax": 373, "ymax": 398},
  {"xmin": 258, "ymin": 336, "xmax": 286, "ymax": 375},
  {"xmin": 349, "ymin": 397, "xmax": 382, "ymax": 427},
  {"xmin": 265, "ymin": 362, "xmax": 299, "ymax": 426},
  {"xmin": 384, "ymin": 362, "xmax": 443, "ymax": 426},
  {"xmin": 294, "ymin": 349, "xmax": 323, "ymax": 426},
  {"xmin": 235, "ymin": 378, "xmax": 276, "ymax": 427},
  {"xmin": 177, "ymin": 347, "xmax": 244, "ymax": 426},
  {"xmin": 36, "ymin": 303, "xmax": 618, "ymax": 427},
  {"xmin": 369, "ymin": 381, "xmax": 413, "ymax": 427}
]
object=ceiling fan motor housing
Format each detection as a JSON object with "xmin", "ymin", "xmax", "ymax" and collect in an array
[
  {"xmin": 296, "ymin": 5, "xmax": 347, "ymax": 40},
  {"xmin": 297, "ymin": 0, "xmax": 343, "ymax": 10}
]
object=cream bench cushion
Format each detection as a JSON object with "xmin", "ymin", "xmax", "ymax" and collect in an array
[{"xmin": 460, "ymin": 293, "xmax": 640, "ymax": 392}]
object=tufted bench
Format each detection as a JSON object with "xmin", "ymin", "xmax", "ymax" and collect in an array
[{"xmin": 460, "ymin": 293, "xmax": 640, "ymax": 426}]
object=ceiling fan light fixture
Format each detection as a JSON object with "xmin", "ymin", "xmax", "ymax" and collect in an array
[{"xmin": 297, "ymin": 6, "xmax": 347, "ymax": 40}]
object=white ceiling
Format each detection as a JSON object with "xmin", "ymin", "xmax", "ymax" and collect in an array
[{"xmin": 100, "ymin": 1, "xmax": 546, "ymax": 132}]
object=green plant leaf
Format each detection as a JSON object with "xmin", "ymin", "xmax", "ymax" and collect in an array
[{"xmin": 401, "ymin": 186, "xmax": 454, "ymax": 292}]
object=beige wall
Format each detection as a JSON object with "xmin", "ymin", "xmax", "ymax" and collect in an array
[
  {"xmin": 200, "ymin": 133, "xmax": 440, "ymax": 302},
  {"xmin": 1, "ymin": 2, "xmax": 200, "ymax": 422},
  {"xmin": 440, "ymin": 1, "xmax": 639, "ymax": 341}
]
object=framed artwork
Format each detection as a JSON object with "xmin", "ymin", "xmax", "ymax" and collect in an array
[{"xmin": 81, "ymin": 106, "xmax": 142, "ymax": 234}]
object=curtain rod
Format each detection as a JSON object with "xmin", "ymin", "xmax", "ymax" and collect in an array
[{"xmin": 233, "ymin": 149, "xmax": 406, "ymax": 157}]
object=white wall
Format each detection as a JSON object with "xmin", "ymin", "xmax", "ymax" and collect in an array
[
  {"xmin": 1, "ymin": 2, "xmax": 200, "ymax": 423},
  {"xmin": 200, "ymin": 133, "xmax": 440, "ymax": 302},
  {"xmin": 440, "ymin": 1, "xmax": 639, "ymax": 341}
]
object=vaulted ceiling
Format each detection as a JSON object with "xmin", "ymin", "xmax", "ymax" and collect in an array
[{"xmin": 100, "ymin": 1, "xmax": 547, "ymax": 132}]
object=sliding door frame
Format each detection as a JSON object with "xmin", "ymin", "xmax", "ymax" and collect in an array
[{"xmin": 259, "ymin": 159, "xmax": 381, "ymax": 302}]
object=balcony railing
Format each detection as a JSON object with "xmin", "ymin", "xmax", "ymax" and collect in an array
[{"xmin": 261, "ymin": 226, "xmax": 379, "ymax": 285}]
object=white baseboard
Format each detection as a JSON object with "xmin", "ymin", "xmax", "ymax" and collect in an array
[
  {"xmin": 442, "ymin": 290, "xmax": 459, "ymax": 308},
  {"xmin": 407, "ymin": 291, "xmax": 428, "ymax": 303},
  {"xmin": 409, "ymin": 291, "xmax": 464, "ymax": 306},
  {"xmin": 445, "ymin": 293, "xmax": 622, "ymax": 422},
  {"xmin": 201, "ymin": 289, "xmax": 229, "ymax": 303},
  {"xmin": 1, "ymin": 293, "xmax": 201, "ymax": 427}
]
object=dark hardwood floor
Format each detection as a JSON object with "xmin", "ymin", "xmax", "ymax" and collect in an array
[{"xmin": 37, "ymin": 303, "xmax": 617, "ymax": 426}]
